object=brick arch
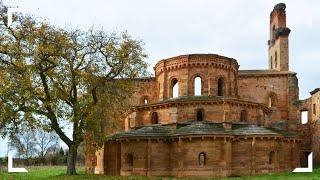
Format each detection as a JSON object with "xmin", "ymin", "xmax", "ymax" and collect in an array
[
  {"xmin": 215, "ymin": 76, "xmax": 226, "ymax": 96},
  {"xmin": 168, "ymin": 77, "xmax": 180, "ymax": 98},
  {"xmin": 189, "ymin": 73, "xmax": 207, "ymax": 96}
]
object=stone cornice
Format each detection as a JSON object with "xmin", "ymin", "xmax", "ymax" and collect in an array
[
  {"xmin": 275, "ymin": 27, "xmax": 291, "ymax": 38},
  {"xmin": 132, "ymin": 96, "xmax": 272, "ymax": 114},
  {"xmin": 113, "ymin": 134, "xmax": 300, "ymax": 143},
  {"xmin": 238, "ymin": 70, "xmax": 296, "ymax": 78}
]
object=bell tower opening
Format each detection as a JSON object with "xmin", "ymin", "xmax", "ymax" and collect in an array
[{"xmin": 268, "ymin": 3, "xmax": 290, "ymax": 71}]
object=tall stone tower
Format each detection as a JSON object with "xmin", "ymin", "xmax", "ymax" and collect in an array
[{"xmin": 268, "ymin": 3, "xmax": 291, "ymax": 71}]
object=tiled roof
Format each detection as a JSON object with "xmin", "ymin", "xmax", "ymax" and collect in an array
[
  {"xmin": 108, "ymin": 125, "xmax": 174, "ymax": 140},
  {"xmin": 107, "ymin": 122, "xmax": 296, "ymax": 140}
]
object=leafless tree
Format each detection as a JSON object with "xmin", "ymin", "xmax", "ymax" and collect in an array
[
  {"xmin": 35, "ymin": 130, "xmax": 59, "ymax": 158},
  {"xmin": 9, "ymin": 128, "xmax": 37, "ymax": 161}
]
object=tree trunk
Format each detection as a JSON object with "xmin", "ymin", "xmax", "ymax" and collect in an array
[{"xmin": 67, "ymin": 144, "xmax": 78, "ymax": 175}]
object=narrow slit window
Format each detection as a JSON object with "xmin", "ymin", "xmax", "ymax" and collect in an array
[
  {"xmin": 199, "ymin": 152, "xmax": 206, "ymax": 166},
  {"xmin": 217, "ymin": 78, "xmax": 224, "ymax": 96},
  {"xmin": 196, "ymin": 109, "xmax": 204, "ymax": 122},
  {"xmin": 151, "ymin": 112, "xmax": 159, "ymax": 124},
  {"xmin": 269, "ymin": 151, "xmax": 275, "ymax": 164}
]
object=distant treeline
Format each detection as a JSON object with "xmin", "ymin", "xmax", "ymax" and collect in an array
[{"xmin": 0, "ymin": 147, "xmax": 85, "ymax": 167}]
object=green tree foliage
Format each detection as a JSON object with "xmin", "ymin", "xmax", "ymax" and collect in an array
[{"xmin": 0, "ymin": 3, "xmax": 148, "ymax": 175}]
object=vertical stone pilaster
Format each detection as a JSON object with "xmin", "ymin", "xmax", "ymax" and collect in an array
[
  {"xmin": 187, "ymin": 58, "xmax": 190, "ymax": 96},
  {"xmin": 163, "ymin": 63, "xmax": 168, "ymax": 99},
  {"xmin": 223, "ymin": 102, "xmax": 227, "ymax": 121},
  {"xmin": 227, "ymin": 66, "xmax": 231, "ymax": 97},
  {"xmin": 177, "ymin": 138, "xmax": 184, "ymax": 177},
  {"xmin": 223, "ymin": 137, "xmax": 232, "ymax": 176},
  {"xmin": 275, "ymin": 139, "xmax": 281, "ymax": 172},
  {"xmin": 146, "ymin": 139, "xmax": 152, "ymax": 176},
  {"xmin": 251, "ymin": 137, "xmax": 256, "ymax": 175}
]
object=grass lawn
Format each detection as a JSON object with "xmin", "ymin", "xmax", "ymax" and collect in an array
[{"xmin": 0, "ymin": 166, "xmax": 320, "ymax": 180}]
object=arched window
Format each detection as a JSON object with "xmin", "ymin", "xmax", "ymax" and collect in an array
[
  {"xmin": 275, "ymin": 51, "xmax": 278, "ymax": 68},
  {"xmin": 196, "ymin": 109, "xmax": 204, "ymax": 122},
  {"xmin": 151, "ymin": 112, "xmax": 158, "ymax": 124},
  {"xmin": 267, "ymin": 93, "xmax": 277, "ymax": 108},
  {"xmin": 268, "ymin": 96, "xmax": 272, "ymax": 107},
  {"xmin": 194, "ymin": 76, "xmax": 202, "ymax": 96},
  {"xmin": 240, "ymin": 110, "xmax": 247, "ymax": 122},
  {"xmin": 127, "ymin": 153, "xmax": 133, "ymax": 167},
  {"xmin": 199, "ymin": 152, "xmax": 206, "ymax": 166},
  {"xmin": 171, "ymin": 79, "xmax": 179, "ymax": 98},
  {"xmin": 141, "ymin": 96, "xmax": 148, "ymax": 105},
  {"xmin": 217, "ymin": 78, "xmax": 224, "ymax": 96},
  {"xmin": 269, "ymin": 151, "xmax": 275, "ymax": 164},
  {"xmin": 271, "ymin": 56, "xmax": 273, "ymax": 69}
]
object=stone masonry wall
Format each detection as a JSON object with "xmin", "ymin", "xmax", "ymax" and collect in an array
[{"xmin": 105, "ymin": 137, "xmax": 299, "ymax": 177}]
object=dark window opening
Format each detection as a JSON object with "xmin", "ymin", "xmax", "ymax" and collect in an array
[
  {"xmin": 127, "ymin": 153, "xmax": 133, "ymax": 167},
  {"xmin": 151, "ymin": 112, "xmax": 159, "ymax": 124},
  {"xmin": 272, "ymin": 25, "xmax": 276, "ymax": 40},
  {"xmin": 217, "ymin": 78, "xmax": 224, "ymax": 96},
  {"xmin": 313, "ymin": 104, "xmax": 316, "ymax": 115},
  {"xmin": 240, "ymin": 110, "xmax": 247, "ymax": 122},
  {"xmin": 196, "ymin": 109, "xmax": 204, "ymax": 122},
  {"xmin": 269, "ymin": 151, "xmax": 275, "ymax": 164},
  {"xmin": 199, "ymin": 152, "xmax": 206, "ymax": 166}
]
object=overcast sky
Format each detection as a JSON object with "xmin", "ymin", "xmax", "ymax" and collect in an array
[{"xmin": 0, "ymin": 0, "xmax": 319, "ymax": 157}]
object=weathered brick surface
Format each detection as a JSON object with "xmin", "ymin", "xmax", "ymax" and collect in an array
[{"xmin": 103, "ymin": 138, "xmax": 299, "ymax": 177}]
